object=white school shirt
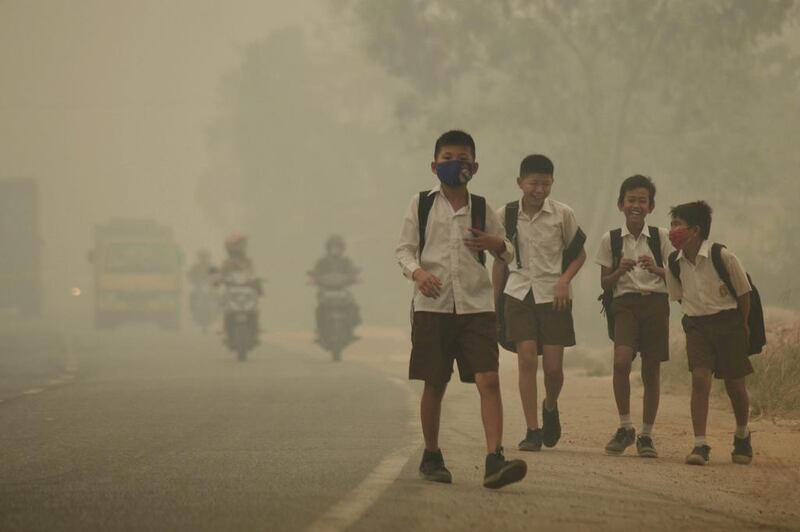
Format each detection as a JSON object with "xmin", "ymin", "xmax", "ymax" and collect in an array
[
  {"xmin": 594, "ymin": 225, "xmax": 672, "ymax": 297},
  {"xmin": 665, "ymin": 240, "xmax": 752, "ymax": 317},
  {"xmin": 497, "ymin": 198, "xmax": 579, "ymax": 303},
  {"xmin": 395, "ymin": 186, "xmax": 514, "ymax": 314}
]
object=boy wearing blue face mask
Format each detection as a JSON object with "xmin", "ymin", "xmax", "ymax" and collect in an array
[{"xmin": 395, "ymin": 130, "xmax": 527, "ymax": 489}]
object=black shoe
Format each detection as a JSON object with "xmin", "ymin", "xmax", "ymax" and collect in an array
[
  {"xmin": 636, "ymin": 435, "xmax": 658, "ymax": 458},
  {"xmin": 686, "ymin": 444, "xmax": 711, "ymax": 466},
  {"xmin": 604, "ymin": 427, "xmax": 636, "ymax": 455},
  {"xmin": 541, "ymin": 400, "xmax": 561, "ymax": 448},
  {"xmin": 419, "ymin": 449, "xmax": 452, "ymax": 483},
  {"xmin": 732, "ymin": 433, "xmax": 753, "ymax": 465},
  {"xmin": 518, "ymin": 428, "xmax": 543, "ymax": 452},
  {"xmin": 483, "ymin": 448, "xmax": 527, "ymax": 489}
]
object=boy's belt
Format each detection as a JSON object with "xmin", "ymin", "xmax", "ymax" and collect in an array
[{"xmin": 616, "ymin": 291, "xmax": 667, "ymax": 298}]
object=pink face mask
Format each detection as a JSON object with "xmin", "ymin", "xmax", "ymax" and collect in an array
[{"xmin": 669, "ymin": 227, "xmax": 691, "ymax": 250}]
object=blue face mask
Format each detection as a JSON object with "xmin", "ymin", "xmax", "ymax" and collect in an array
[{"xmin": 436, "ymin": 160, "xmax": 475, "ymax": 187}]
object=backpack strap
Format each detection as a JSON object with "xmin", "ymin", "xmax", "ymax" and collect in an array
[
  {"xmin": 609, "ymin": 229, "xmax": 623, "ymax": 271},
  {"xmin": 710, "ymin": 243, "xmax": 738, "ymax": 300},
  {"xmin": 504, "ymin": 201, "xmax": 521, "ymax": 269},
  {"xmin": 470, "ymin": 194, "xmax": 487, "ymax": 266},
  {"xmin": 562, "ymin": 227, "xmax": 586, "ymax": 272},
  {"xmin": 667, "ymin": 250, "xmax": 681, "ymax": 282},
  {"xmin": 647, "ymin": 226, "xmax": 663, "ymax": 268},
  {"xmin": 417, "ymin": 190, "xmax": 436, "ymax": 261}
]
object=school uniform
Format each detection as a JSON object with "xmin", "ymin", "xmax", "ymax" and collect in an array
[
  {"xmin": 595, "ymin": 225, "xmax": 672, "ymax": 360},
  {"xmin": 396, "ymin": 186, "xmax": 513, "ymax": 384},
  {"xmin": 498, "ymin": 198, "xmax": 579, "ymax": 348},
  {"xmin": 665, "ymin": 240, "xmax": 753, "ymax": 379}
]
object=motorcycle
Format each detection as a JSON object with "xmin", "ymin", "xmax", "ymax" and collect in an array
[
  {"xmin": 220, "ymin": 271, "xmax": 262, "ymax": 361},
  {"xmin": 310, "ymin": 271, "xmax": 360, "ymax": 362},
  {"xmin": 189, "ymin": 282, "xmax": 220, "ymax": 333}
]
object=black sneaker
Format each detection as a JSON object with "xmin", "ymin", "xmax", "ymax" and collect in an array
[
  {"xmin": 483, "ymin": 448, "xmax": 527, "ymax": 489},
  {"xmin": 518, "ymin": 428, "xmax": 543, "ymax": 452},
  {"xmin": 686, "ymin": 444, "xmax": 711, "ymax": 466},
  {"xmin": 419, "ymin": 449, "xmax": 452, "ymax": 483},
  {"xmin": 636, "ymin": 435, "xmax": 658, "ymax": 458},
  {"xmin": 541, "ymin": 400, "xmax": 561, "ymax": 448},
  {"xmin": 604, "ymin": 427, "xmax": 636, "ymax": 455},
  {"xmin": 732, "ymin": 433, "xmax": 753, "ymax": 465}
]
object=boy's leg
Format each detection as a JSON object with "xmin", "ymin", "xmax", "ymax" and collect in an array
[
  {"xmin": 690, "ymin": 368, "xmax": 713, "ymax": 439},
  {"xmin": 641, "ymin": 358, "xmax": 661, "ymax": 427},
  {"xmin": 725, "ymin": 377, "xmax": 749, "ymax": 429},
  {"xmin": 474, "ymin": 371, "xmax": 503, "ymax": 453},
  {"xmin": 421, "ymin": 381, "xmax": 448, "ymax": 452},
  {"xmin": 542, "ymin": 345, "xmax": 564, "ymax": 409},
  {"xmin": 516, "ymin": 340, "xmax": 540, "ymax": 430},
  {"xmin": 612, "ymin": 346, "xmax": 634, "ymax": 419}
]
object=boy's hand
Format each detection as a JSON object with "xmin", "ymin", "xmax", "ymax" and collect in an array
[
  {"xmin": 464, "ymin": 229, "xmax": 504, "ymax": 254},
  {"xmin": 617, "ymin": 258, "xmax": 637, "ymax": 274},
  {"xmin": 413, "ymin": 269, "xmax": 443, "ymax": 299},
  {"xmin": 553, "ymin": 279, "xmax": 571, "ymax": 312},
  {"xmin": 638, "ymin": 255, "xmax": 658, "ymax": 274}
]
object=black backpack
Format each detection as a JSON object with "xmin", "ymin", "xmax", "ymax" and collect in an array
[
  {"xmin": 597, "ymin": 227, "xmax": 663, "ymax": 341},
  {"xmin": 418, "ymin": 190, "xmax": 486, "ymax": 265},
  {"xmin": 667, "ymin": 243, "xmax": 766, "ymax": 355},
  {"xmin": 496, "ymin": 201, "xmax": 586, "ymax": 353}
]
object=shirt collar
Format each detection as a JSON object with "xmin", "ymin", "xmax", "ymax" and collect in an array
[
  {"xmin": 677, "ymin": 239, "xmax": 710, "ymax": 261},
  {"xmin": 430, "ymin": 184, "xmax": 472, "ymax": 210},
  {"xmin": 517, "ymin": 197, "xmax": 553, "ymax": 217},
  {"xmin": 621, "ymin": 224, "xmax": 652, "ymax": 239}
]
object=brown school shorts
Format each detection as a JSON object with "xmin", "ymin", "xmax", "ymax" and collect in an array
[
  {"xmin": 503, "ymin": 291, "xmax": 576, "ymax": 349},
  {"xmin": 681, "ymin": 309, "xmax": 753, "ymax": 380},
  {"xmin": 410, "ymin": 311, "xmax": 499, "ymax": 385},
  {"xmin": 611, "ymin": 292, "xmax": 670, "ymax": 361}
]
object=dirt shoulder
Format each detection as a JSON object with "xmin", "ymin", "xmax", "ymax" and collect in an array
[{"xmin": 270, "ymin": 327, "xmax": 800, "ymax": 531}]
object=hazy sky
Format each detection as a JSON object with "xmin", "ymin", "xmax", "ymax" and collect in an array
[{"xmin": 0, "ymin": 0, "xmax": 316, "ymax": 314}]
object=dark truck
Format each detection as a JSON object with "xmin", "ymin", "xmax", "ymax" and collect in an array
[
  {"xmin": 0, "ymin": 179, "xmax": 43, "ymax": 316},
  {"xmin": 88, "ymin": 219, "xmax": 183, "ymax": 329}
]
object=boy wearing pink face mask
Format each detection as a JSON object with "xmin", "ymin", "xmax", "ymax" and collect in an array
[
  {"xmin": 395, "ymin": 130, "xmax": 527, "ymax": 489},
  {"xmin": 665, "ymin": 201, "xmax": 754, "ymax": 466}
]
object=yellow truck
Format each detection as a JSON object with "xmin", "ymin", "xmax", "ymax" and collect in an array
[{"xmin": 89, "ymin": 219, "xmax": 182, "ymax": 329}]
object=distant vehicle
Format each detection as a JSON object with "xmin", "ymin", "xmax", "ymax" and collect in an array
[
  {"xmin": 88, "ymin": 219, "xmax": 182, "ymax": 329},
  {"xmin": 0, "ymin": 179, "xmax": 42, "ymax": 316},
  {"xmin": 219, "ymin": 270, "xmax": 262, "ymax": 361}
]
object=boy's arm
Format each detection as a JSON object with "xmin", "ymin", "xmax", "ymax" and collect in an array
[
  {"xmin": 664, "ymin": 262, "xmax": 683, "ymax": 302},
  {"xmin": 395, "ymin": 195, "xmax": 422, "ymax": 280},
  {"xmin": 492, "ymin": 258, "xmax": 508, "ymax": 306},
  {"xmin": 482, "ymin": 205, "xmax": 514, "ymax": 263}
]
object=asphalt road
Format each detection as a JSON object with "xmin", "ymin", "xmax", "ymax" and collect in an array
[{"xmin": 0, "ymin": 329, "xmax": 411, "ymax": 531}]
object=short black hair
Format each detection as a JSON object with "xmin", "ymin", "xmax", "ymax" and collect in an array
[
  {"xmin": 670, "ymin": 201, "xmax": 713, "ymax": 239},
  {"xmin": 434, "ymin": 130, "xmax": 476, "ymax": 159},
  {"xmin": 618, "ymin": 174, "xmax": 656, "ymax": 205},
  {"xmin": 519, "ymin": 154, "xmax": 554, "ymax": 177}
]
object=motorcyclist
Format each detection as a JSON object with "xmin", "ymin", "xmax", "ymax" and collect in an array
[
  {"xmin": 187, "ymin": 249, "xmax": 219, "ymax": 331},
  {"xmin": 219, "ymin": 232, "xmax": 262, "ymax": 347},
  {"xmin": 309, "ymin": 235, "xmax": 361, "ymax": 341},
  {"xmin": 187, "ymin": 249, "xmax": 214, "ymax": 288}
]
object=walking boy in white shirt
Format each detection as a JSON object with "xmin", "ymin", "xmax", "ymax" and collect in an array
[{"xmin": 396, "ymin": 130, "xmax": 527, "ymax": 489}]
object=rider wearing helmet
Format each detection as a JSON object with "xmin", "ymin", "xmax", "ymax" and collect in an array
[
  {"xmin": 221, "ymin": 232, "xmax": 254, "ymax": 278},
  {"xmin": 309, "ymin": 234, "xmax": 361, "ymax": 341}
]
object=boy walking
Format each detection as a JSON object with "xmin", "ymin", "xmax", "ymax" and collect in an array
[
  {"xmin": 596, "ymin": 175, "xmax": 672, "ymax": 458},
  {"xmin": 395, "ymin": 130, "xmax": 527, "ymax": 488},
  {"xmin": 665, "ymin": 201, "xmax": 754, "ymax": 466},
  {"xmin": 493, "ymin": 154, "xmax": 586, "ymax": 452}
]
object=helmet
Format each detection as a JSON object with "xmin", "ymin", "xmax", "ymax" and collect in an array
[
  {"xmin": 326, "ymin": 234, "xmax": 345, "ymax": 253},
  {"xmin": 224, "ymin": 232, "xmax": 247, "ymax": 253}
]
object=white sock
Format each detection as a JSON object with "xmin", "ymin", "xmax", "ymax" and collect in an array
[
  {"xmin": 619, "ymin": 414, "xmax": 633, "ymax": 429},
  {"xmin": 694, "ymin": 435, "xmax": 707, "ymax": 447},
  {"xmin": 735, "ymin": 425, "xmax": 750, "ymax": 439},
  {"xmin": 640, "ymin": 424, "xmax": 653, "ymax": 437}
]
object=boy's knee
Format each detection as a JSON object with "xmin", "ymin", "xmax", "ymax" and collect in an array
[
  {"xmin": 613, "ymin": 357, "xmax": 632, "ymax": 375},
  {"xmin": 691, "ymin": 369, "xmax": 712, "ymax": 391},
  {"xmin": 517, "ymin": 350, "xmax": 538, "ymax": 372},
  {"xmin": 640, "ymin": 360, "xmax": 661, "ymax": 384},
  {"xmin": 543, "ymin": 366, "xmax": 563, "ymax": 382},
  {"xmin": 475, "ymin": 371, "xmax": 500, "ymax": 394},
  {"xmin": 724, "ymin": 378, "xmax": 748, "ymax": 397}
]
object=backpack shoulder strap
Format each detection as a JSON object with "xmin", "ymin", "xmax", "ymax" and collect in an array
[
  {"xmin": 647, "ymin": 226, "xmax": 663, "ymax": 268},
  {"xmin": 668, "ymin": 250, "xmax": 681, "ymax": 282},
  {"xmin": 504, "ymin": 201, "xmax": 521, "ymax": 269},
  {"xmin": 470, "ymin": 194, "xmax": 487, "ymax": 266},
  {"xmin": 710, "ymin": 243, "xmax": 738, "ymax": 299},
  {"xmin": 609, "ymin": 228, "xmax": 623, "ymax": 270},
  {"xmin": 562, "ymin": 227, "xmax": 586, "ymax": 273},
  {"xmin": 417, "ymin": 190, "xmax": 436, "ymax": 260}
]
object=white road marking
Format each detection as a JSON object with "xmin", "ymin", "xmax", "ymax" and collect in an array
[
  {"xmin": 22, "ymin": 388, "xmax": 44, "ymax": 395},
  {"xmin": 306, "ymin": 377, "xmax": 420, "ymax": 532}
]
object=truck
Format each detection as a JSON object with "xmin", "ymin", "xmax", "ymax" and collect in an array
[
  {"xmin": 0, "ymin": 179, "xmax": 43, "ymax": 316},
  {"xmin": 88, "ymin": 219, "xmax": 182, "ymax": 329}
]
